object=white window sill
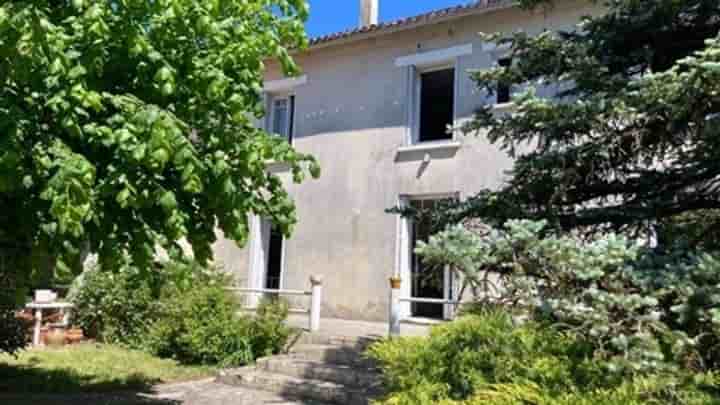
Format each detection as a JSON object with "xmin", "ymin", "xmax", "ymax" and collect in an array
[
  {"xmin": 401, "ymin": 317, "xmax": 447, "ymax": 325},
  {"xmin": 492, "ymin": 102, "xmax": 517, "ymax": 113},
  {"xmin": 397, "ymin": 141, "xmax": 462, "ymax": 154},
  {"xmin": 264, "ymin": 160, "xmax": 291, "ymax": 171}
]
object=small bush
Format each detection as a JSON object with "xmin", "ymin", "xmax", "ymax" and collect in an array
[
  {"xmin": 143, "ymin": 282, "xmax": 253, "ymax": 366},
  {"xmin": 368, "ymin": 313, "xmax": 720, "ymax": 405},
  {"xmin": 0, "ymin": 309, "xmax": 29, "ymax": 356},
  {"xmin": 69, "ymin": 264, "xmax": 161, "ymax": 344},
  {"xmin": 248, "ymin": 298, "xmax": 293, "ymax": 358}
]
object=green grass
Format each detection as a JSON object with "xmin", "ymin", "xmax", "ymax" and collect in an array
[{"xmin": 0, "ymin": 343, "xmax": 215, "ymax": 394}]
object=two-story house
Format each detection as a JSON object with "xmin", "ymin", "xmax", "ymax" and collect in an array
[{"xmin": 213, "ymin": 0, "xmax": 603, "ymax": 322}]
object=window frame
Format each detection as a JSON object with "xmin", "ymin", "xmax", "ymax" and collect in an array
[
  {"xmin": 414, "ymin": 64, "xmax": 457, "ymax": 144},
  {"xmin": 408, "ymin": 61, "xmax": 461, "ymax": 145},
  {"xmin": 395, "ymin": 192, "xmax": 461, "ymax": 320},
  {"xmin": 246, "ymin": 216, "xmax": 287, "ymax": 308},
  {"xmin": 496, "ymin": 57, "xmax": 513, "ymax": 105},
  {"xmin": 482, "ymin": 42, "xmax": 518, "ymax": 108},
  {"xmin": 266, "ymin": 92, "xmax": 296, "ymax": 144},
  {"xmin": 397, "ymin": 44, "xmax": 472, "ymax": 146}
]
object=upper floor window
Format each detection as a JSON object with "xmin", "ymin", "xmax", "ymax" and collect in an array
[
  {"xmin": 263, "ymin": 75, "xmax": 306, "ymax": 145},
  {"xmin": 395, "ymin": 44, "xmax": 472, "ymax": 146},
  {"xmin": 269, "ymin": 95, "xmax": 295, "ymax": 143},
  {"xmin": 419, "ymin": 67, "xmax": 455, "ymax": 142}
]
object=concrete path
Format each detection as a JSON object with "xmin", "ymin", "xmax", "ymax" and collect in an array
[
  {"xmin": 0, "ymin": 379, "xmax": 325, "ymax": 405},
  {"xmin": 150, "ymin": 379, "xmax": 327, "ymax": 404}
]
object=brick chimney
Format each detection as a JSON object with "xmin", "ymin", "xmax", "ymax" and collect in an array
[{"xmin": 359, "ymin": 0, "xmax": 379, "ymax": 27}]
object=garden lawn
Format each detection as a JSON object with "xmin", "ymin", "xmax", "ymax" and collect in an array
[{"xmin": 0, "ymin": 343, "xmax": 214, "ymax": 394}]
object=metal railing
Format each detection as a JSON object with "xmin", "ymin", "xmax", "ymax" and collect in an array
[{"xmin": 227, "ymin": 275, "xmax": 324, "ymax": 332}]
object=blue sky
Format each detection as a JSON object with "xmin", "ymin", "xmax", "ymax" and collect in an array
[{"xmin": 305, "ymin": 0, "xmax": 471, "ymax": 38}]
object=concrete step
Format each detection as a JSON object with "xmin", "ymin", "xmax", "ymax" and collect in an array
[
  {"xmin": 218, "ymin": 367, "xmax": 381, "ymax": 405},
  {"xmin": 294, "ymin": 332, "xmax": 382, "ymax": 351},
  {"xmin": 256, "ymin": 355, "xmax": 382, "ymax": 388},
  {"xmin": 287, "ymin": 344, "xmax": 377, "ymax": 368}
]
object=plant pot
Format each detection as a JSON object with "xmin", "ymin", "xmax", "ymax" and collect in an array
[
  {"xmin": 45, "ymin": 329, "xmax": 66, "ymax": 347},
  {"xmin": 39, "ymin": 327, "xmax": 50, "ymax": 344},
  {"xmin": 66, "ymin": 328, "xmax": 84, "ymax": 344}
]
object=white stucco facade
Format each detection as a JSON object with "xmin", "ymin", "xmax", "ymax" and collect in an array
[{"xmin": 212, "ymin": 1, "xmax": 603, "ymax": 321}]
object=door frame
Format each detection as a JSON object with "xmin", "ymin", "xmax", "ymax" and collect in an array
[
  {"xmin": 396, "ymin": 193, "xmax": 458, "ymax": 320},
  {"xmin": 247, "ymin": 216, "xmax": 286, "ymax": 307}
]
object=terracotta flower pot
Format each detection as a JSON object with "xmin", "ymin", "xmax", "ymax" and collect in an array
[
  {"xmin": 65, "ymin": 328, "xmax": 84, "ymax": 344},
  {"xmin": 45, "ymin": 329, "xmax": 66, "ymax": 347},
  {"xmin": 39, "ymin": 327, "xmax": 50, "ymax": 344}
]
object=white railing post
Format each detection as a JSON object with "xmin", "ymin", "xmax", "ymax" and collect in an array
[
  {"xmin": 309, "ymin": 275, "xmax": 323, "ymax": 332},
  {"xmin": 33, "ymin": 309, "xmax": 42, "ymax": 346},
  {"xmin": 389, "ymin": 276, "xmax": 402, "ymax": 337}
]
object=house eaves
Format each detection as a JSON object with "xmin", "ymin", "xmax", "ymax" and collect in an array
[{"xmin": 306, "ymin": 0, "xmax": 517, "ymax": 52}]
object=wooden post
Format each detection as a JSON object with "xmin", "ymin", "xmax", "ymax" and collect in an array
[
  {"xmin": 309, "ymin": 275, "xmax": 323, "ymax": 332},
  {"xmin": 33, "ymin": 309, "xmax": 42, "ymax": 346},
  {"xmin": 389, "ymin": 276, "xmax": 402, "ymax": 337}
]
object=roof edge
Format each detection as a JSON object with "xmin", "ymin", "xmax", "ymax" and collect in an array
[{"xmin": 304, "ymin": 0, "xmax": 517, "ymax": 53}]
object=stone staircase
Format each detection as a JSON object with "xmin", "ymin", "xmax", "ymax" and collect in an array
[{"xmin": 217, "ymin": 334, "xmax": 384, "ymax": 405}]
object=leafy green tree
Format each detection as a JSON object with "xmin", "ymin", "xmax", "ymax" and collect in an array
[
  {"xmin": 437, "ymin": 0, "xmax": 720, "ymax": 242},
  {"xmin": 0, "ymin": 0, "xmax": 318, "ymax": 307}
]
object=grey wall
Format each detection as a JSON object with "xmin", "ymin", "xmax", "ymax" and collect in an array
[{"xmin": 213, "ymin": 1, "xmax": 603, "ymax": 321}]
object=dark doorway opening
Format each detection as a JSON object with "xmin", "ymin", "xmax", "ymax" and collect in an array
[
  {"xmin": 410, "ymin": 199, "xmax": 446, "ymax": 319},
  {"xmin": 266, "ymin": 224, "xmax": 283, "ymax": 290},
  {"xmin": 419, "ymin": 68, "xmax": 455, "ymax": 142}
]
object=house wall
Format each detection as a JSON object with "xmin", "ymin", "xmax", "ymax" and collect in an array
[{"xmin": 212, "ymin": 1, "xmax": 604, "ymax": 321}]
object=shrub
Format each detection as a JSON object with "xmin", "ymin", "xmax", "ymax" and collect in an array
[
  {"xmin": 0, "ymin": 309, "xmax": 29, "ymax": 356},
  {"xmin": 68, "ymin": 263, "xmax": 162, "ymax": 345},
  {"xmin": 416, "ymin": 219, "xmax": 720, "ymax": 373},
  {"xmin": 69, "ymin": 259, "xmax": 292, "ymax": 366},
  {"xmin": 142, "ymin": 281, "xmax": 254, "ymax": 366},
  {"xmin": 248, "ymin": 298, "xmax": 293, "ymax": 358},
  {"xmin": 368, "ymin": 313, "xmax": 720, "ymax": 405}
]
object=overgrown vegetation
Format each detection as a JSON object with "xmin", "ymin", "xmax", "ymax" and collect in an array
[
  {"xmin": 416, "ymin": 220, "xmax": 720, "ymax": 373},
  {"xmin": 371, "ymin": 218, "xmax": 720, "ymax": 403},
  {"xmin": 369, "ymin": 312, "xmax": 720, "ymax": 405},
  {"xmin": 70, "ymin": 259, "xmax": 292, "ymax": 366}
]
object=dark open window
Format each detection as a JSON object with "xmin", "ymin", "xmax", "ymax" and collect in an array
[
  {"xmin": 419, "ymin": 68, "xmax": 455, "ymax": 142},
  {"xmin": 496, "ymin": 58, "xmax": 512, "ymax": 104},
  {"xmin": 266, "ymin": 224, "xmax": 283, "ymax": 290}
]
